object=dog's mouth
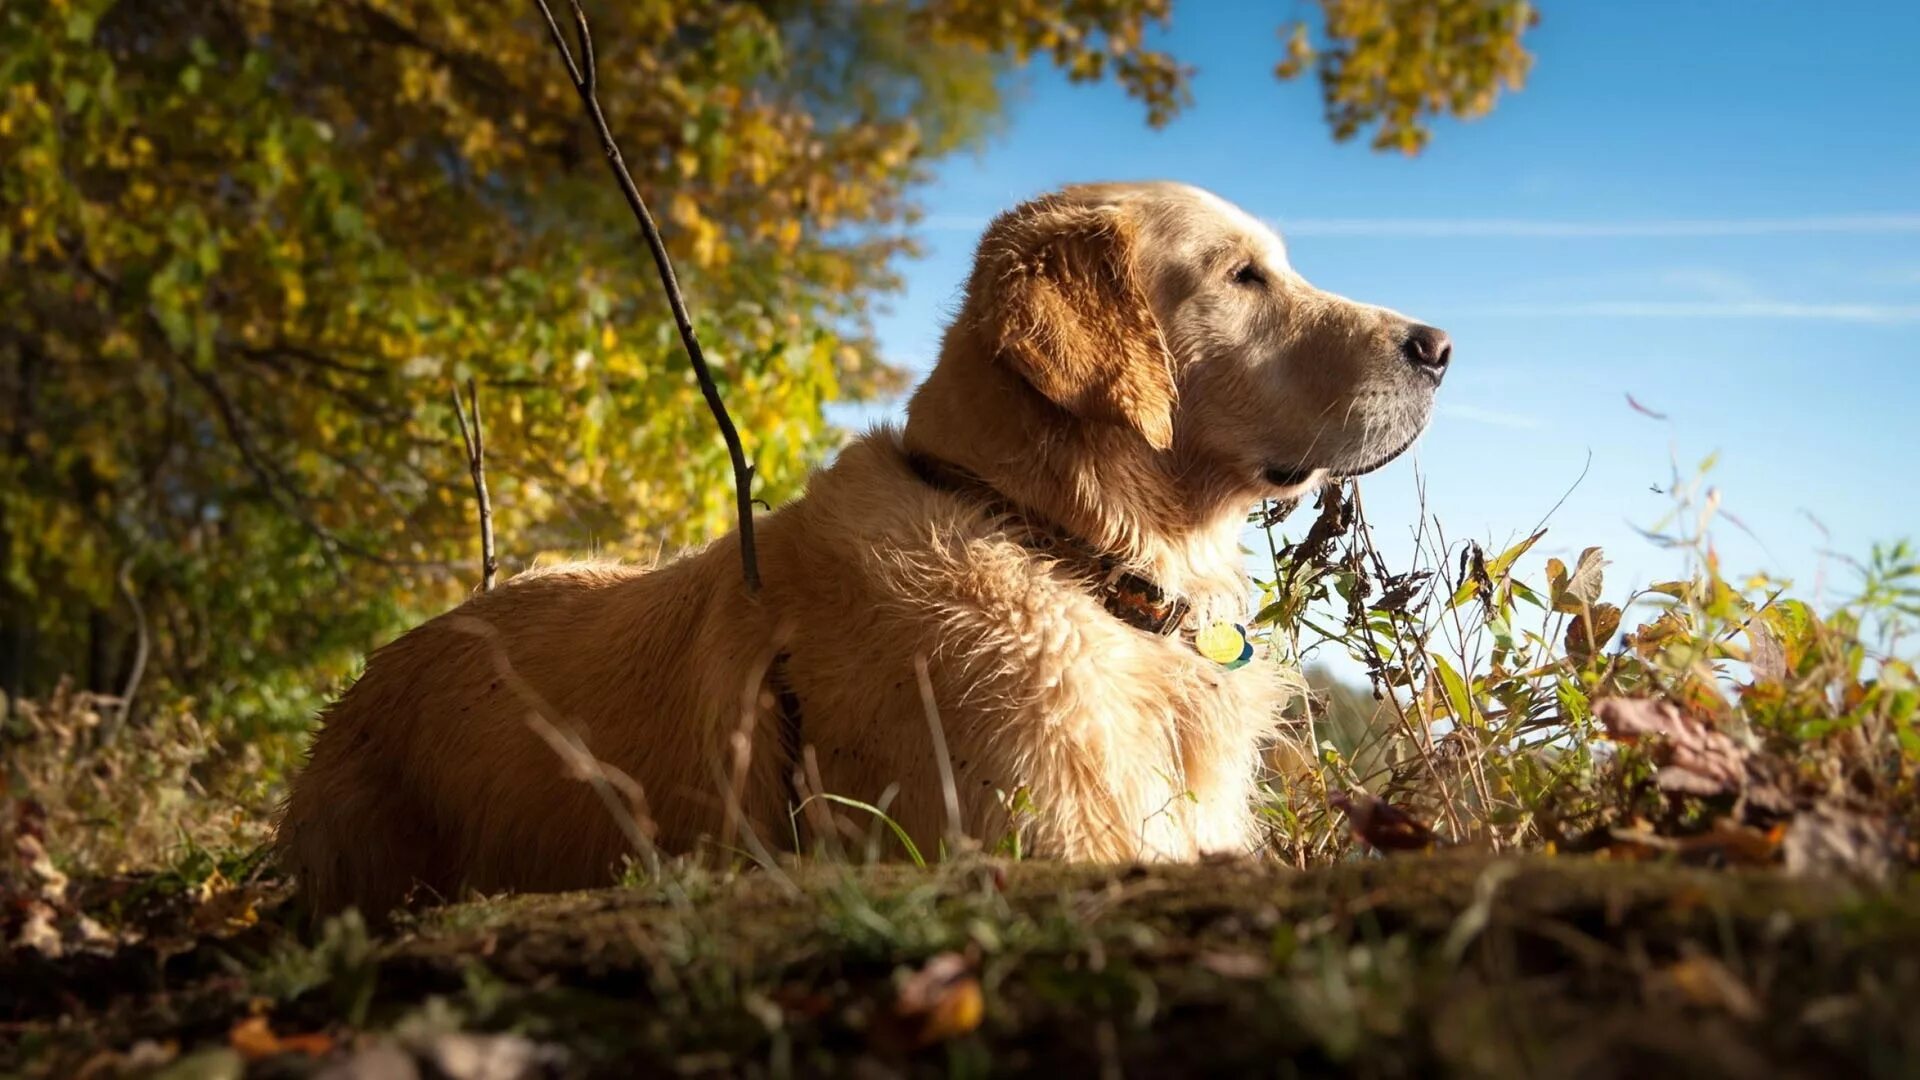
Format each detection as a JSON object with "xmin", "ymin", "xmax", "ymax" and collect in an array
[
  {"xmin": 1261, "ymin": 465, "xmax": 1318, "ymax": 488},
  {"xmin": 1263, "ymin": 429, "xmax": 1424, "ymax": 488}
]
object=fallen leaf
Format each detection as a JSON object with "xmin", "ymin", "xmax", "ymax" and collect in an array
[
  {"xmin": 1594, "ymin": 697, "xmax": 1748, "ymax": 798},
  {"xmin": 15, "ymin": 833, "xmax": 68, "ymax": 903},
  {"xmin": 16, "ymin": 899, "xmax": 62, "ymax": 957},
  {"xmin": 418, "ymin": 1031, "xmax": 565, "ymax": 1080},
  {"xmin": 314, "ymin": 1040, "xmax": 418, "ymax": 1080},
  {"xmin": 229, "ymin": 1015, "xmax": 334, "ymax": 1062},
  {"xmin": 1658, "ymin": 954, "xmax": 1761, "ymax": 1021},
  {"xmin": 191, "ymin": 885, "xmax": 263, "ymax": 935},
  {"xmin": 893, "ymin": 951, "xmax": 984, "ymax": 1048},
  {"xmin": 1329, "ymin": 789, "xmax": 1438, "ymax": 853},
  {"xmin": 1199, "ymin": 950, "xmax": 1272, "ymax": 980},
  {"xmin": 1784, "ymin": 804, "xmax": 1897, "ymax": 884}
]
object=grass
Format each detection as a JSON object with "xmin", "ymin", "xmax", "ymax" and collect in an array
[
  {"xmin": 4, "ymin": 461, "xmax": 1918, "ymax": 1075},
  {"xmin": 5, "ymin": 855, "xmax": 1920, "ymax": 1076}
]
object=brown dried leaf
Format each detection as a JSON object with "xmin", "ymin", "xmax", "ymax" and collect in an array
[
  {"xmin": 1658, "ymin": 954, "xmax": 1761, "ymax": 1021},
  {"xmin": 229, "ymin": 1015, "xmax": 334, "ymax": 1063},
  {"xmin": 1329, "ymin": 789, "xmax": 1437, "ymax": 852},
  {"xmin": 1199, "ymin": 950, "xmax": 1272, "ymax": 980},
  {"xmin": 893, "ymin": 951, "xmax": 984, "ymax": 1048},
  {"xmin": 1747, "ymin": 618, "xmax": 1787, "ymax": 684},
  {"xmin": 1594, "ymin": 697, "xmax": 1748, "ymax": 798},
  {"xmin": 1565, "ymin": 603, "xmax": 1622, "ymax": 662},
  {"xmin": 1784, "ymin": 804, "xmax": 1897, "ymax": 884},
  {"xmin": 15, "ymin": 899, "xmax": 62, "ymax": 957},
  {"xmin": 1553, "ymin": 546, "xmax": 1607, "ymax": 613},
  {"xmin": 419, "ymin": 1031, "xmax": 563, "ymax": 1079}
]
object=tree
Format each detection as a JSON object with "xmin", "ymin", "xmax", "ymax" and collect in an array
[
  {"xmin": 0, "ymin": 0, "xmax": 1536, "ymax": 742},
  {"xmin": 1278, "ymin": 0, "xmax": 1538, "ymax": 154}
]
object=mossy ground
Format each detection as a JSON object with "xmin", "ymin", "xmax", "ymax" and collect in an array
[{"xmin": 6, "ymin": 853, "xmax": 1919, "ymax": 1078}]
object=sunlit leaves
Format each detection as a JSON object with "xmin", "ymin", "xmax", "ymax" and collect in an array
[
  {"xmin": 0, "ymin": 0, "xmax": 1171, "ymax": 727},
  {"xmin": 1276, "ymin": 0, "xmax": 1538, "ymax": 153}
]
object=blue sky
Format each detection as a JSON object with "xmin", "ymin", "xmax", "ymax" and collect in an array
[{"xmin": 850, "ymin": 0, "xmax": 1920, "ymax": 606}]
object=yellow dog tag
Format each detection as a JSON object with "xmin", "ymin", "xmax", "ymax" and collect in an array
[{"xmin": 1196, "ymin": 621, "xmax": 1253, "ymax": 669}]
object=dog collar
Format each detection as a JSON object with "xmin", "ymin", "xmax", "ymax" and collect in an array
[{"xmin": 905, "ymin": 451, "xmax": 1191, "ymax": 637}]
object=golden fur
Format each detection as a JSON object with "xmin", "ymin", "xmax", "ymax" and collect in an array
[{"xmin": 278, "ymin": 182, "xmax": 1445, "ymax": 915}]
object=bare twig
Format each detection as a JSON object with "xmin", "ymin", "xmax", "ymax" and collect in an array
[
  {"xmin": 94, "ymin": 558, "xmax": 150, "ymax": 747},
  {"xmin": 1346, "ymin": 483, "xmax": 1467, "ymax": 840},
  {"xmin": 530, "ymin": 0, "xmax": 762, "ymax": 594},
  {"xmin": 446, "ymin": 615, "xmax": 662, "ymax": 879},
  {"xmin": 114, "ymin": 559, "xmax": 148, "ymax": 729},
  {"xmin": 451, "ymin": 377, "xmax": 498, "ymax": 591}
]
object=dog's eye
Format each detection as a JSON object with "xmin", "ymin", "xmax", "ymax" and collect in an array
[{"xmin": 1231, "ymin": 262, "xmax": 1267, "ymax": 288}]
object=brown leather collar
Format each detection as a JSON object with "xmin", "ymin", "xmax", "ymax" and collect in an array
[{"xmin": 905, "ymin": 451, "xmax": 1190, "ymax": 637}]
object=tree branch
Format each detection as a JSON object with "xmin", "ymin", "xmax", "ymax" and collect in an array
[
  {"xmin": 529, "ymin": 0, "xmax": 763, "ymax": 595},
  {"xmin": 451, "ymin": 377, "xmax": 498, "ymax": 591}
]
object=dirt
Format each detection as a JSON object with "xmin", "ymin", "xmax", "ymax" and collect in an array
[{"xmin": 4, "ymin": 853, "xmax": 1918, "ymax": 1078}]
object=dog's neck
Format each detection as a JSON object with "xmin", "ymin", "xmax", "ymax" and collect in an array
[{"xmin": 902, "ymin": 349, "xmax": 1254, "ymax": 607}]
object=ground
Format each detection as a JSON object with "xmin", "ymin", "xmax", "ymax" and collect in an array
[{"xmin": 5, "ymin": 852, "xmax": 1918, "ymax": 1078}]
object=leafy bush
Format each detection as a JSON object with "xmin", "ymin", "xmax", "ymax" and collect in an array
[{"xmin": 1254, "ymin": 463, "xmax": 1919, "ymax": 874}]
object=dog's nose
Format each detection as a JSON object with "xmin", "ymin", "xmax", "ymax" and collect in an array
[{"xmin": 1400, "ymin": 325, "xmax": 1452, "ymax": 383}]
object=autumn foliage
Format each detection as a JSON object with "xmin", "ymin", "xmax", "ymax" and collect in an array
[{"xmin": 0, "ymin": 0, "xmax": 1541, "ymax": 746}]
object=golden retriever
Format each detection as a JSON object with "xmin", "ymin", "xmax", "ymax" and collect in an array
[{"xmin": 278, "ymin": 181, "xmax": 1449, "ymax": 914}]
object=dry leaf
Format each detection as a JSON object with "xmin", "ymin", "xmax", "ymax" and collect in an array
[
  {"xmin": 1199, "ymin": 950, "xmax": 1271, "ymax": 980},
  {"xmin": 191, "ymin": 886, "xmax": 263, "ymax": 935},
  {"xmin": 229, "ymin": 1015, "xmax": 334, "ymax": 1062},
  {"xmin": 418, "ymin": 1031, "xmax": 564, "ymax": 1080},
  {"xmin": 1594, "ymin": 697, "xmax": 1748, "ymax": 798},
  {"xmin": 1565, "ymin": 603, "xmax": 1622, "ymax": 662},
  {"xmin": 16, "ymin": 899, "xmax": 62, "ymax": 957},
  {"xmin": 1747, "ymin": 618, "xmax": 1788, "ymax": 684},
  {"xmin": 893, "ymin": 951, "xmax": 984, "ymax": 1048},
  {"xmin": 1551, "ymin": 546, "xmax": 1607, "ymax": 613},
  {"xmin": 1659, "ymin": 954, "xmax": 1761, "ymax": 1021},
  {"xmin": 315, "ymin": 1040, "xmax": 418, "ymax": 1080},
  {"xmin": 1329, "ymin": 789, "xmax": 1438, "ymax": 852},
  {"xmin": 1783, "ymin": 804, "xmax": 1897, "ymax": 884}
]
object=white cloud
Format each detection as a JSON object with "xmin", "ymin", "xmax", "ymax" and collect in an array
[
  {"xmin": 1270, "ymin": 215, "xmax": 1920, "ymax": 238},
  {"xmin": 1458, "ymin": 300, "xmax": 1920, "ymax": 323},
  {"xmin": 1438, "ymin": 403, "xmax": 1545, "ymax": 431},
  {"xmin": 920, "ymin": 211, "xmax": 1920, "ymax": 240}
]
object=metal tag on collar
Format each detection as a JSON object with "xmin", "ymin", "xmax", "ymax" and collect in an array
[{"xmin": 1196, "ymin": 621, "xmax": 1253, "ymax": 669}]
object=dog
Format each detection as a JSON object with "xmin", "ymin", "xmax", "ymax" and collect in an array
[{"xmin": 277, "ymin": 181, "xmax": 1449, "ymax": 914}]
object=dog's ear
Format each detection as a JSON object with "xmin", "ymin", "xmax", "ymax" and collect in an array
[{"xmin": 973, "ymin": 201, "xmax": 1177, "ymax": 451}]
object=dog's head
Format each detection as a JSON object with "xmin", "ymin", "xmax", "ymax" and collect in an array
[{"xmin": 954, "ymin": 181, "xmax": 1447, "ymax": 497}]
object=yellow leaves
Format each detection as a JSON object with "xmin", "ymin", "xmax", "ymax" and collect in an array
[
  {"xmin": 280, "ymin": 272, "xmax": 307, "ymax": 315},
  {"xmin": 1275, "ymin": 23, "xmax": 1315, "ymax": 80},
  {"xmin": 668, "ymin": 192, "xmax": 729, "ymax": 269},
  {"xmin": 459, "ymin": 118, "xmax": 498, "ymax": 165},
  {"xmin": 667, "ymin": 192, "xmax": 702, "ymax": 230},
  {"xmin": 1283, "ymin": 0, "xmax": 1538, "ymax": 154},
  {"xmin": 397, "ymin": 54, "xmax": 452, "ymax": 106},
  {"xmin": 229, "ymin": 1014, "xmax": 335, "ymax": 1062}
]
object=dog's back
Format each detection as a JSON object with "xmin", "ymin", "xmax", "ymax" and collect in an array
[{"xmin": 276, "ymin": 553, "xmax": 776, "ymax": 914}]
